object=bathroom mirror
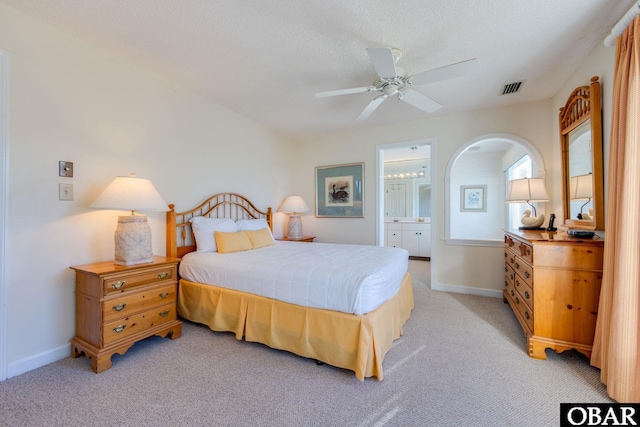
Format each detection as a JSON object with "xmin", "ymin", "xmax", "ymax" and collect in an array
[{"xmin": 559, "ymin": 76, "xmax": 604, "ymax": 230}]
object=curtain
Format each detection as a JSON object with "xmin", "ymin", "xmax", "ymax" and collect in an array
[{"xmin": 590, "ymin": 16, "xmax": 640, "ymax": 403}]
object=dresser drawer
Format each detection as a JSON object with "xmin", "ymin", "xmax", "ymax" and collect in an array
[
  {"xmin": 511, "ymin": 290, "xmax": 533, "ymax": 333},
  {"xmin": 513, "ymin": 258, "xmax": 533, "ymax": 286},
  {"xmin": 505, "ymin": 273, "xmax": 517, "ymax": 301},
  {"xmin": 515, "ymin": 240, "xmax": 533, "ymax": 263},
  {"xmin": 103, "ymin": 265, "xmax": 177, "ymax": 296},
  {"xmin": 514, "ymin": 276, "xmax": 533, "ymax": 310},
  {"xmin": 505, "ymin": 249, "xmax": 518, "ymax": 269},
  {"xmin": 103, "ymin": 302, "xmax": 176, "ymax": 345},
  {"xmin": 505, "ymin": 263, "xmax": 515, "ymax": 287},
  {"xmin": 102, "ymin": 283, "xmax": 176, "ymax": 322}
]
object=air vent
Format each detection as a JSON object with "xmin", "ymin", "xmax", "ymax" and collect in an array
[{"xmin": 500, "ymin": 81, "xmax": 525, "ymax": 95}]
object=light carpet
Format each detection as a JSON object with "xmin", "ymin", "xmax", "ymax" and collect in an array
[{"xmin": 0, "ymin": 260, "xmax": 610, "ymax": 426}]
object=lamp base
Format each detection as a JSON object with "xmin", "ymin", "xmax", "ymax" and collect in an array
[
  {"xmin": 114, "ymin": 215, "xmax": 154, "ymax": 266},
  {"xmin": 287, "ymin": 214, "xmax": 304, "ymax": 239}
]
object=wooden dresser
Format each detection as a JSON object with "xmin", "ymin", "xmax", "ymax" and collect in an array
[
  {"xmin": 70, "ymin": 256, "xmax": 182, "ymax": 373},
  {"xmin": 503, "ymin": 230, "xmax": 604, "ymax": 359}
]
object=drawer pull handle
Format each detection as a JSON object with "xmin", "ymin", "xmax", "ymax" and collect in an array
[
  {"xmin": 158, "ymin": 272, "xmax": 170, "ymax": 279},
  {"xmin": 510, "ymin": 257, "xmax": 514, "ymax": 264},
  {"xmin": 515, "ymin": 296, "xmax": 520, "ymax": 304},
  {"xmin": 159, "ymin": 310, "xmax": 170, "ymax": 317},
  {"xmin": 524, "ymin": 291, "xmax": 530, "ymax": 299},
  {"xmin": 159, "ymin": 292, "xmax": 169, "ymax": 299},
  {"xmin": 510, "ymin": 290, "xmax": 515, "ymax": 296},
  {"xmin": 113, "ymin": 325, "xmax": 126, "ymax": 333},
  {"xmin": 112, "ymin": 303, "xmax": 127, "ymax": 312},
  {"xmin": 524, "ymin": 271, "xmax": 530, "ymax": 279},
  {"xmin": 515, "ymin": 262, "xmax": 520, "ymax": 269},
  {"xmin": 525, "ymin": 312, "xmax": 530, "ymax": 320},
  {"xmin": 111, "ymin": 280, "xmax": 126, "ymax": 289},
  {"xmin": 515, "ymin": 279, "xmax": 520, "ymax": 287}
]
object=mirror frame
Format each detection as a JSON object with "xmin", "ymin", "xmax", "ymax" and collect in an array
[{"xmin": 559, "ymin": 76, "xmax": 604, "ymax": 230}]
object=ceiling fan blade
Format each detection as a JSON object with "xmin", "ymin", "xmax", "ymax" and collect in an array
[
  {"xmin": 356, "ymin": 95, "xmax": 387, "ymax": 121},
  {"xmin": 315, "ymin": 86, "xmax": 374, "ymax": 98},
  {"xmin": 399, "ymin": 90, "xmax": 443, "ymax": 114},
  {"xmin": 409, "ymin": 58, "xmax": 480, "ymax": 86},
  {"xmin": 367, "ymin": 47, "xmax": 398, "ymax": 79}
]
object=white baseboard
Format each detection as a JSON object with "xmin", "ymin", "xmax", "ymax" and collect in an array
[
  {"xmin": 431, "ymin": 281, "xmax": 503, "ymax": 299},
  {"xmin": 7, "ymin": 343, "xmax": 70, "ymax": 379}
]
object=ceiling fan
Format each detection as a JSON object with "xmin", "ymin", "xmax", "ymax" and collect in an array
[{"xmin": 315, "ymin": 47, "xmax": 480, "ymax": 121}]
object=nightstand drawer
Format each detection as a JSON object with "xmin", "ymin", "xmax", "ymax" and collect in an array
[
  {"xmin": 103, "ymin": 265, "xmax": 177, "ymax": 296},
  {"xmin": 103, "ymin": 283, "xmax": 176, "ymax": 322},
  {"xmin": 103, "ymin": 302, "xmax": 176, "ymax": 345}
]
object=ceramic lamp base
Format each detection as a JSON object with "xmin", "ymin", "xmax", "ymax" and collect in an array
[
  {"xmin": 287, "ymin": 214, "xmax": 304, "ymax": 239},
  {"xmin": 114, "ymin": 214, "xmax": 154, "ymax": 265}
]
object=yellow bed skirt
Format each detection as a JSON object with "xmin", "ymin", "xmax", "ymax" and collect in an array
[{"xmin": 178, "ymin": 272, "xmax": 414, "ymax": 381}]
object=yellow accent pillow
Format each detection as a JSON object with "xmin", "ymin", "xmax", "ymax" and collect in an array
[
  {"xmin": 245, "ymin": 228, "xmax": 275, "ymax": 249},
  {"xmin": 214, "ymin": 231, "xmax": 253, "ymax": 254}
]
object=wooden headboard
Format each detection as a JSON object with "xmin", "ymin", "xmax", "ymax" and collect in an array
[{"xmin": 166, "ymin": 192, "xmax": 273, "ymax": 258}]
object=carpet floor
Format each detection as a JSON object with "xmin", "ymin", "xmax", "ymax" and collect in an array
[{"xmin": 0, "ymin": 260, "xmax": 611, "ymax": 426}]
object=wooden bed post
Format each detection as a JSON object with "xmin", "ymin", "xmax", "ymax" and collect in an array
[
  {"xmin": 267, "ymin": 207, "xmax": 273, "ymax": 232},
  {"xmin": 166, "ymin": 204, "xmax": 177, "ymax": 258}
]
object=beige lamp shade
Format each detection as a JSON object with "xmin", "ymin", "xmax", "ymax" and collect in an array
[
  {"xmin": 90, "ymin": 173, "xmax": 168, "ymax": 265},
  {"xmin": 278, "ymin": 196, "xmax": 310, "ymax": 239},
  {"xmin": 506, "ymin": 178, "xmax": 549, "ymax": 205},
  {"xmin": 570, "ymin": 174, "xmax": 593, "ymax": 200},
  {"xmin": 90, "ymin": 173, "xmax": 169, "ymax": 213}
]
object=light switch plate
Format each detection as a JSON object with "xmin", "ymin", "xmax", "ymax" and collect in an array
[
  {"xmin": 59, "ymin": 161, "xmax": 73, "ymax": 177},
  {"xmin": 59, "ymin": 183, "xmax": 73, "ymax": 201}
]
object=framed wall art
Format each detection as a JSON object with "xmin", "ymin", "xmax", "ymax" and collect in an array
[
  {"xmin": 315, "ymin": 162, "xmax": 364, "ymax": 217},
  {"xmin": 460, "ymin": 185, "xmax": 486, "ymax": 212}
]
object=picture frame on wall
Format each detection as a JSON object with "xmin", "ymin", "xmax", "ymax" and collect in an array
[
  {"xmin": 460, "ymin": 185, "xmax": 487, "ymax": 212},
  {"xmin": 315, "ymin": 162, "xmax": 364, "ymax": 217}
]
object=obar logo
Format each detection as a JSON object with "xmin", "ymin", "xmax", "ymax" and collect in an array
[{"xmin": 561, "ymin": 404, "xmax": 640, "ymax": 426}]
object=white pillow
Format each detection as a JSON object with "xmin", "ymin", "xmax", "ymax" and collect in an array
[
  {"xmin": 235, "ymin": 218, "xmax": 271, "ymax": 232},
  {"xmin": 190, "ymin": 217, "xmax": 238, "ymax": 252}
]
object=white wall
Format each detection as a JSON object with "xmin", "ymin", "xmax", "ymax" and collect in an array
[
  {"xmin": 450, "ymin": 151, "xmax": 505, "ymax": 240},
  {"xmin": 0, "ymin": 4, "xmax": 296, "ymax": 377}
]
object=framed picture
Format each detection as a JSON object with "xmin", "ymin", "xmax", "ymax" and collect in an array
[
  {"xmin": 315, "ymin": 162, "xmax": 364, "ymax": 217},
  {"xmin": 460, "ymin": 185, "xmax": 487, "ymax": 212}
]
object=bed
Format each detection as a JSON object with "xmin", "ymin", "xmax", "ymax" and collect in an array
[{"xmin": 166, "ymin": 192, "xmax": 414, "ymax": 381}]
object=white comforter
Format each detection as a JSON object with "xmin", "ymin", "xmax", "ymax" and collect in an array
[{"xmin": 179, "ymin": 241, "xmax": 409, "ymax": 315}]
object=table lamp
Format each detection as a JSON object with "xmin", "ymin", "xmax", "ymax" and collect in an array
[
  {"xmin": 506, "ymin": 177, "xmax": 549, "ymax": 230},
  {"xmin": 90, "ymin": 173, "xmax": 169, "ymax": 265},
  {"xmin": 278, "ymin": 196, "xmax": 310, "ymax": 239}
]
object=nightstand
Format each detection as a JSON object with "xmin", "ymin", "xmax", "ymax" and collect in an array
[
  {"xmin": 277, "ymin": 236, "xmax": 315, "ymax": 242},
  {"xmin": 70, "ymin": 256, "xmax": 182, "ymax": 373}
]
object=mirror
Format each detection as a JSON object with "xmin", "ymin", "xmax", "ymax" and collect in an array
[
  {"xmin": 560, "ymin": 76, "xmax": 604, "ymax": 230},
  {"xmin": 384, "ymin": 156, "xmax": 430, "ymax": 219}
]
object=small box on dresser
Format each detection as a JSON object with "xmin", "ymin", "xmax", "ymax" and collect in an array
[
  {"xmin": 504, "ymin": 230, "xmax": 604, "ymax": 360},
  {"xmin": 70, "ymin": 256, "xmax": 182, "ymax": 373}
]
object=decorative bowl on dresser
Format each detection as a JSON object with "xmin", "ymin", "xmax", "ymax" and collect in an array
[
  {"xmin": 70, "ymin": 256, "xmax": 182, "ymax": 373},
  {"xmin": 503, "ymin": 230, "xmax": 604, "ymax": 359}
]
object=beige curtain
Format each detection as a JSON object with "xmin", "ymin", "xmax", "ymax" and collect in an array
[{"xmin": 590, "ymin": 16, "xmax": 640, "ymax": 403}]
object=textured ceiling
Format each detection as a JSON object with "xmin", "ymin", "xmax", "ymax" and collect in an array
[{"xmin": 1, "ymin": 0, "xmax": 634, "ymax": 140}]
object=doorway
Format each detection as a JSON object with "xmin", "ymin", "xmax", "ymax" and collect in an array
[{"xmin": 376, "ymin": 139, "xmax": 434, "ymax": 267}]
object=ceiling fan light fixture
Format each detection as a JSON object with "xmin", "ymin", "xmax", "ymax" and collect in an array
[{"xmin": 383, "ymin": 84, "xmax": 399, "ymax": 96}]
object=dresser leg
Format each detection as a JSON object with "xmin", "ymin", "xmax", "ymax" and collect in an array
[{"xmin": 528, "ymin": 339, "xmax": 548, "ymax": 360}]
